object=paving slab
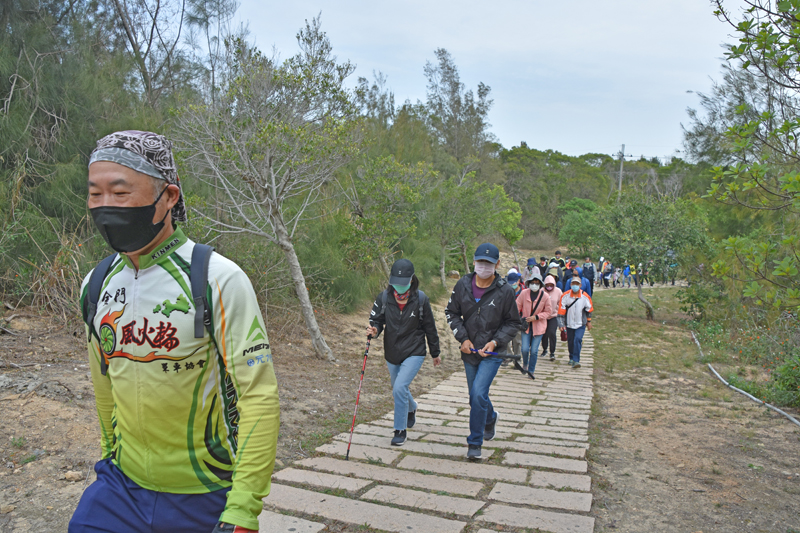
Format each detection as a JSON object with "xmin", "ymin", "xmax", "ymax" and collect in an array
[
  {"xmin": 333, "ymin": 431, "xmax": 495, "ymax": 458},
  {"xmin": 315, "ymin": 441, "xmax": 399, "ymax": 465},
  {"xmin": 514, "ymin": 436, "xmax": 588, "ymax": 449},
  {"xmin": 361, "ymin": 485, "xmax": 485, "ymax": 517},
  {"xmin": 538, "ymin": 400, "xmax": 592, "ymax": 409},
  {"xmin": 371, "ymin": 420, "xmax": 512, "ymax": 441},
  {"xmin": 258, "ymin": 510, "xmax": 326, "ymax": 532},
  {"xmin": 266, "ymin": 483, "xmax": 466, "ymax": 533},
  {"xmin": 296, "ymin": 457, "xmax": 483, "ymax": 496},
  {"xmin": 353, "ymin": 423, "xmax": 424, "ymax": 439},
  {"xmin": 502, "ymin": 451, "xmax": 588, "ymax": 473},
  {"xmin": 529, "ymin": 470, "xmax": 593, "ymax": 492},
  {"xmin": 272, "ymin": 468, "xmax": 373, "ymax": 492},
  {"xmin": 517, "ymin": 427, "xmax": 589, "ymax": 442},
  {"xmin": 416, "ymin": 402, "xmax": 459, "ymax": 414},
  {"xmin": 489, "ymin": 482, "xmax": 592, "ymax": 512},
  {"xmin": 477, "ymin": 503, "xmax": 594, "ymax": 533},
  {"xmin": 421, "ymin": 432, "xmax": 585, "ymax": 459},
  {"xmin": 398, "ymin": 455, "xmax": 527, "ymax": 483}
]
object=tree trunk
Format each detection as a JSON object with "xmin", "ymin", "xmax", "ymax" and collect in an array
[
  {"xmin": 440, "ymin": 246, "xmax": 448, "ymax": 288},
  {"xmin": 460, "ymin": 241, "xmax": 470, "ymax": 274},
  {"xmin": 275, "ymin": 218, "xmax": 335, "ymax": 361},
  {"xmin": 637, "ymin": 282, "xmax": 655, "ymax": 321},
  {"xmin": 511, "ymin": 246, "xmax": 520, "ymax": 272},
  {"xmin": 379, "ymin": 255, "xmax": 391, "ymax": 280}
]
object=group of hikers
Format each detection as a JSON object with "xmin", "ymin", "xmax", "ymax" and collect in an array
[
  {"xmin": 73, "ymin": 129, "xmax": 598, "ymax": 531},
  {"xmin": 367, "ymin": 244, "xmax": 593, "ymax": 459}
]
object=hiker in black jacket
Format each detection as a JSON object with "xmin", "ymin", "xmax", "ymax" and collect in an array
[
  {"xmin": 445, "ymin": 243, "xmax": 522, "ymax": 460},
  {"xmin": 368, "ymin": 259, "xmax": 441, "ymax": 446}
]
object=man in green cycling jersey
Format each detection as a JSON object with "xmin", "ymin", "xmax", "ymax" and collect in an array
[{"xmin": 69, "ymin": 131, "xmax": 279, "ymax": 533}]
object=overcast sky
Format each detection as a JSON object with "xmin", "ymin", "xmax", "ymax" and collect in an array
[{"xmin": 235, "ymin": 1, "xmax": 740, "ymax": 159}]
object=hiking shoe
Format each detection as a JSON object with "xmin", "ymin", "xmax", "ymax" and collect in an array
[
  {"xmin": 572, "ymin": 363, "xmax": 582, "ymax": 369},
  {"xmin": 467, "ymin": 444, "xmax": 483, "ymax": 460},
  {"xmin": 513, "ymin": 360, "xmax": 527, "ymax": 375},
  {"xmin": 526, "ymin": 371, "xmax": 535, "ymax": 380},
  {"xmin": 391, "ymin": 430, "xmax": 407, "ymax": 446},
  {"xmin": 484, "ymin": 412, "xmax": 499, "ymax": 441},
  {"xmin": 549, "ymin": 354, "xmax": 555, "ymax": 362},
  {"xmin": 407, "ymin": 410, "xmax": 416, "ymax": 428},
  {"xmin": 568, "ymin": 359, "xmax": 574, "ymax": 366}
]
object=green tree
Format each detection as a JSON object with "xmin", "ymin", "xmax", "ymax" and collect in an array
[
  {"xmin": 707, "ymin": 0, "xmax": 800, "ymax": 315},
  {"xmin": 593, "ymin": 194, "xmax": 708, "ymax": 319},
  {"xmin": 339, "ymin": 156, "xmax": 432, "ymax": 277},
  {"xmin": 557, "ymin": 200, "xmax": 599, "ymax": 257}
]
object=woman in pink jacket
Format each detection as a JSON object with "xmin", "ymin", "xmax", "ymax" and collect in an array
[
  {"xmin": 515, "ymin": 272, "xmax": 554, "ymax": 379},
  {"xmin": 539, "ymin": 274, "xmax": 563, "ymax": 362}
]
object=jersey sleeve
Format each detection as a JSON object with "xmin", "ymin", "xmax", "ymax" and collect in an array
[
  {"xmin": 81, "ymin": 275, "xmax": 115, "ymax": 460},
  {"xmin": 210, "ymin": 262, "xmax": 280, "ymax": 530}
]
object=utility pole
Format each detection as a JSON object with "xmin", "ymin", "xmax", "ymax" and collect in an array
[{"xmin": 616, "ymin": 144, "xmax": 633, "ymax": 200}]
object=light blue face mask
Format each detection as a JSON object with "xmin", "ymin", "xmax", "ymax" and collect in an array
[
  {"xmin": 392, "ymin": 284, "xmax": 411, "ymax": 294},
  {"xmin": 571, "ymin": 283, "xmax": 581, "ymax": 292}
]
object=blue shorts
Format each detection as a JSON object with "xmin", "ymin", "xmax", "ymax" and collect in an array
[{"xmin": 69, "ymin": 459, "xmax": 230, "ymax": 533}]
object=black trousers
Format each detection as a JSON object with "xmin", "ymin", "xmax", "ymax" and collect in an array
[{"xmin": 540, "ymin": 317, "xmax": 558, "ymax": 355}]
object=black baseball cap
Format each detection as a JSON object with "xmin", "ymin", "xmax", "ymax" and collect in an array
[
  {"xmin": 474, "ymin": 243, "xmax": 500, "ymax": 264},
  {"xmin": 389, "ymin": 258, "xmax": 414, "ymax": 285}
]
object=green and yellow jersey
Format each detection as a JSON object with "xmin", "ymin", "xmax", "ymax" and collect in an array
[{"xmin": 80, "ymin": 227, "xmax": 279, "ymax": 530}]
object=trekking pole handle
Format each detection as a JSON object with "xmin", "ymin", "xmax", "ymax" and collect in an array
[{"xmin": 469, "ymin": 348, "xmax": 521, "ymax": 360}]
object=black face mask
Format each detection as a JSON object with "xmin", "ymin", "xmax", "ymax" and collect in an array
[{"xmin": 90, "ymin": 187, "xmax": 169, "ymax": 253}]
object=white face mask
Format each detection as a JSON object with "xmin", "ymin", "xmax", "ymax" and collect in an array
[
  {"xmin": 474, "ymin": 262, "xmax": 495, "ymax": 279},
  {"xmin": 531, "ymin": 283, "xmax": 541, "ymax": 291}
]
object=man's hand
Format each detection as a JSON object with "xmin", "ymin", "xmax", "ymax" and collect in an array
[
  {"xmin": 212, "ymin": 523, "xmax": 257, "ymax": 533},
  {"xmin": 478, "ymin": 340, "xmax": 496, "ymax": 357},
  {"xmin": 366, "ymin": 326, "xmax": 378, "ymax": 337},
  {"xmin": 432, "ymin": 356, "xmax": 442, "ymax": 367},
  {"xmin": 587, "ymin": 322, "xmax": 592, "ymax": 331},
  {"xmin": 460, "ymin": 339, "xmax": 475, "ymax": 354}
]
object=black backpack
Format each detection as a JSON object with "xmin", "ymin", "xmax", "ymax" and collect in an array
[{"xmin": 81, "ymin": 244, "xmax": 215, "ymax": 375}]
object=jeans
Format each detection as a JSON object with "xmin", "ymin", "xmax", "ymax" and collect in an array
[
  {"xmin": 624, "ymin": 275, "xmax": 631, "ymax": 287},
  {"xmin": 521, "ymin": 330, "xmax": 543, "ymax": 373},
  {"xmin": 69, "ymin": 459, "xmax": 230, "ymax": 533},
  {"xmin": 463, "ymin": 357, "xmax": 503, "ymax": 446},
  {"xmin": 566, "ymin": 326, "xmax": 586, "ymax": 364},
  {"xmin": 540, "ymin": 317, "xmax": 558, "ymax": 355},
  {"xmin": 386, "ymin": 356, "xmax": 425, "ymax": 430}
]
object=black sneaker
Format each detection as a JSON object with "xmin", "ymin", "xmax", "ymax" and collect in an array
[
  {"xmin": 467, "ymin": 444, "xmax": 482, "ymax": 460},
  {"xmin": 512, "ymin": 360, "xmax": 527, "ymax": 375},
  {"xmin": 484, "ymin": 412, "xmax": 499, "ymax": 441},
  {"xmin": 407, "ymin": 410, "xmax": 416, "ymax": 429},
  {"xmin": 549, "ymin": 353, "xmax": 555, "ymax": 361},
  {"xmin": 391, "ymin": 430, "xmax": 407, "ymax": 446}
]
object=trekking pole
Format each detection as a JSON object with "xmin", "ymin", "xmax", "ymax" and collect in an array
[
  {"xmin": 345, "ymin": 334, "xmax": 372, "ymax": 461},
  {"xmin": 469, "ymin": 348, "xmax": 521, "ymax": 360}
]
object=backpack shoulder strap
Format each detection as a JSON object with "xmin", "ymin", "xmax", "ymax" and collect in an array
[
  {"xmin": 417, "ymin": 290, "xmax": 427, "ymax": 321},
  {"xmin": 190, "ymin": 244, "xmax": 215, "ymax": 339},
  {"xmin": 381, "ymin": 289, "xmax": 389, "ymax": 315},
  {"xmin": 82, "ymin": 253, "xmax": 118, "ymax": 376},
  {"xmin": 83, "ymin": 253, "xmax": 118, "ymax": 333}
]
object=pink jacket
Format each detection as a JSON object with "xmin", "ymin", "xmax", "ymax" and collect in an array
[
  {"xmin": 516, "ymin": 287, "xmax": 553, "ymax": 336},
  {"xmin": 543, "ymin": 275, "xmax": 562, "ymax": 319}
]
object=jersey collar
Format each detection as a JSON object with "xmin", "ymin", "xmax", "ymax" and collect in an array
[{"xmin": 121, "ymin": 227, "xmax": 188, "ymax": 271}]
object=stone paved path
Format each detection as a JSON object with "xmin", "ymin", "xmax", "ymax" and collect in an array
[{"xmin": 261, "ymin": 334, "xmax": 595, "ymax": 533}]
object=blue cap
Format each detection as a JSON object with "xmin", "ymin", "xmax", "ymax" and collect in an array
[
  {"xmin": 507, "ymin": 272, "xmax": 521, "ymax": 283},
  {"xmin": 474, "ymin": 243, "xmax": 500, "ymax": 264}
]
